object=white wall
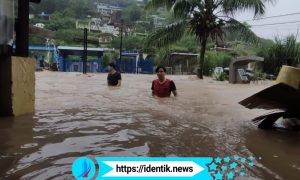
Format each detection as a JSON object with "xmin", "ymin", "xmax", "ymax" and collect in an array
[{"xmin": 0, "ymin": 0, "xmax": 14, "ymax": 45}]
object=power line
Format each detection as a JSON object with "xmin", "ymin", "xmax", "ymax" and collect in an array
[
  {"xmin": 251, "ymin": 23, "xmax": 300, "ymax": 29},
  {"xmin": 250, "ymin": 20, "xmax": 300, "ymax": 27},
  {"xmin": 251, "ymin": 24, "xmax": 300, "ymax": 31},
  {"xmin": 244, "ymin": 12, "xmax": 300, "ymax": 22}
]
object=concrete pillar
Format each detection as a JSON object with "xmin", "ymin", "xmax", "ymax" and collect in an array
[
  {"xmin": 15, "ymin": 0, "xmax": 29, "ymax": 56},
  {"xmin": 0, "ymin": 54, "xmax": 35, "ymax": 116},
  {"xmin": 0, "ymin": 46, "xmax": 13, "ymax": 116}
]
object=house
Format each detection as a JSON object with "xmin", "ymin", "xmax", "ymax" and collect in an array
[
  {"xmin": 150, "ymin": 15, "xmax": 166, "ymax": 28},
  {"xmin": 37, "ymin": 12, "xmax": 51, "ymax": 21},
  {"xmin": 169, "ymin": 52, "xmax": 199, "ymax": 75},
  {"xmin": 95, "ymin": 3, "xmax": 121, "ymax": 15},
  {"xmin": 76, "ymin": 19, "xmax": 119, "ymax": 36},
  {"xmin": 58, "ymin": 46, "xmax": 114, "ymax": 73},
  {"xmin": 116, "ymin": 50, "xmax": 155, "ymax": 74},
  {"xmin": 98, "ymin": 33, "xmax": 114, "ymax": 45}
]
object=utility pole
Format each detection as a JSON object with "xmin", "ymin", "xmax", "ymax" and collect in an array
[
  {"xmin": 83, "ymin": 28, "xmax": 88, "ymax": 74},
  {"xmin": 15, "ymin": 0, "xmax": 29, "ymax": 56},
  {"xmin": 119, "ymin": 19, "xmax": 124, "ymax": 62},
  {"xmin": 15, "ymin": 0, "xmax": 41, "ymax": 56}
]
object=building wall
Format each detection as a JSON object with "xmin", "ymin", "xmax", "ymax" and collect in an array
[
  {"xmin": 116, "ymin": 55, "xmax": 155, "ymax": 74},
  {"xmin": 60, "ymin": 59, "xmax": 104, "ymax": 73}
]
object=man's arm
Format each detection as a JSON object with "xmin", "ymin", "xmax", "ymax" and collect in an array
[
  {"xmin": 117, "ymin": 80, "xmax": 121, "ymax": 86},
  {"xmin": 170, "ymin": 81, "xmax": 177, "ymax": 97},
  {"xmin": 116, "ymin": 73, "xmax": 122, "ymax": 86},
  {"xmin": 172, "ymin": 90, "xmax": 178, "ymax": 97},
  {"xmin": 151, "ymin": 81, "xmax": 155, "ymax": 96},
  {"xmin": 107, "ymin": 74, "xmax": 110, "ymax": 86}
]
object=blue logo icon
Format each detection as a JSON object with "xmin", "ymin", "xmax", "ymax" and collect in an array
[{"xmin": 72, "ymin": 157, "xmax": 96, "ymax": 180}]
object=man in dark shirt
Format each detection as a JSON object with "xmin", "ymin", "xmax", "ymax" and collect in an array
[
  {"xmin": 107, "ymin": 62, "xmax": 121, "ymax": 86},
  {"xmin": 151, "ymin": 66, "xmax": 177, "ymax": 97}
]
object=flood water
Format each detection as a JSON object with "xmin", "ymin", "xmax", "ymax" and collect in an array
[{"xmin": 0, "ymin": 72, "xmax": 299, "ymax": 180}]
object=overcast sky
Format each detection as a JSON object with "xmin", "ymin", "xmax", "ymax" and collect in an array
[{"xmin": 235, "ymin": 0, "xmax": 300, "ymax": 41}]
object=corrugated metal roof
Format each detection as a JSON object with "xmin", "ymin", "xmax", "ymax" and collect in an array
[
  {"xmin": 57, "ymin": 46, "xmax": 114, "ymax": 52},
  {"xmin": 171, "ymin": 52, "xmax": 199, "ymax": 56}
]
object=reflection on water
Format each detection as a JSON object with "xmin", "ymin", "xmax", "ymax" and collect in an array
[
  {"xmin": 0, "ymin": 108, "xmax": 217, "ymax": 179},
  {"xmin": 245, "ymin": 129, "xmax": 300, "ymax": 180},
  {"xmin": 0, "ymin": 72, "xmax": 299, "ymax": 179}
]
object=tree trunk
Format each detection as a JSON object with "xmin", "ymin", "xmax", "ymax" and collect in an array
[{"xmin": 197, "ymin": 38, "xmax": 207, "ymax": 79}]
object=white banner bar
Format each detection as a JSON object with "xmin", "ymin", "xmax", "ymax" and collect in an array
[{"xmin": 102, "ymin": 161, "xmax": 204, "ymax": 177}]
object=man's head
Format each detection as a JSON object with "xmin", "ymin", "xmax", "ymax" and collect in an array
[
  {"xmin": 156, "ymin": 66, "xmax": 167, "ymax": 81},
  {"xmin": 108, "ymin": 62, "xmax": 116, "ymax": 71}
]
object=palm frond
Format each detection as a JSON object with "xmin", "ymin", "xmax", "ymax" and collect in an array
[
  {"xmin": 190, "ymin": 0, "xmax": 205, "ymax": 11},
  {"xmin": 171, "ymin": 0, "xmax": 193, "ymax": 19},
  {"xmin": 222, "ymin": 0, "xmax": 269, "ymax": 17},
  {"xmin": 145, "ymin": 0, "xmax": 176, "ymax": 11},
  {"xmin": 145, "ymin": 21, "xmax": 187, "ymax": 48},
  {"xmin": 223, "ymin": 18, "xmax": 260, "ymax": 44}
]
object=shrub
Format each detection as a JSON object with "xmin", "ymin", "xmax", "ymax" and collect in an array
[{"xmin": 203, "ymin": 51, "xmax": 232, "ymax": 76}]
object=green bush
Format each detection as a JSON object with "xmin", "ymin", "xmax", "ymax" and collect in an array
[
  {"xmin": 203, "ymin": 51, "xmax": 232, "ymax": 76},
  {"xmin": 102, "ymin": 53, "xmax": 112, "ymax": 67},
  {"xmin": 257, "ymin": 35, "xmax": 300, "ymax": 75}
]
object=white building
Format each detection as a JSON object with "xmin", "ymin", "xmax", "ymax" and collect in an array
[
  {"xmin": 150, "ymin": 15, "xmax": 166, "ymax": 28},
  {"xmin": 95, "ymin": 3, "xmax": 121, "ymax": 15},
  {"xmin": 76, "ymin": 20, "xmax": 119, "ymax": 36}
]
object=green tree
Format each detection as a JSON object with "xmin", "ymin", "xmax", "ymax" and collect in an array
[
  {"xmin": 30, "ymin": 0, "xmax": 71, "ymax": 14},
  {"xmin": 122, "ymin": 4, "xmax": 143, "ymax": 22},
  {"xmin": 111, "ymin": 36, "xmax": 145, "ymax": 50},
  {"xmin": 145, "ymin": 0, "xmax": 273, "ymax": 79},
  {"xmin": 55, "ymin": 29, "xmax": 82, "ymax": 45},
  {"xmin": 259, "ymin": 35, "xmax": 300, "ymax": 75},
  {"xmin": 47, "ymin": 12, "xmax": 76, "ymax": 31},
  {"xmin": 102, "ymin": 53, "xmax": 112, "ymax": 67},
  {"xmin": 203, "ymin": 51, "xmax": 232, "ymax": 76},
  {"xmin": 66, "ymin": 0, "xmax": 92, "ymax": 18}
]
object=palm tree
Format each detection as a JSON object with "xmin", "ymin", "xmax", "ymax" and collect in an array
[{"xmin": 145, "ymin": 0, "xmax": 275, "ymax": 79}]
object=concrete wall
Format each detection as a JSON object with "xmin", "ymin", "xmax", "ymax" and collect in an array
[{"xmin": 11, "ymin": 57, "xmax": 35, "ymax": 116}]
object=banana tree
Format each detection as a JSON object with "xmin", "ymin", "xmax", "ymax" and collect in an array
[{"xmin": 145, "ymin": 0, "xmax": 275, "ymax": 79}]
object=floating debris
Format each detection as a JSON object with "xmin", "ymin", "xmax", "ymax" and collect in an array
[{"xmin": 239, "ymin": 66, "xmax": 300, "ymax": 129}]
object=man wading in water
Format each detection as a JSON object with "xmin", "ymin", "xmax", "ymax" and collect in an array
[
  {"xmin": 151, "ymin": 66, "xmax": 178, "ymax": 97},
  {"xmin": 107, "ymin": 63, "xmax": 122, "ymax": 86}
]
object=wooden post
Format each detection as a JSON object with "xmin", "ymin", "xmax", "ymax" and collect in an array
[{"xmin": 15, "ymin": 0, "xmax": 41, "ymax": 56}]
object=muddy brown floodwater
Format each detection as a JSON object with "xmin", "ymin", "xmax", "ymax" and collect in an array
[{"xmin": 0, "ymin": 72, "xmax": 299, "ymax": 180}]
